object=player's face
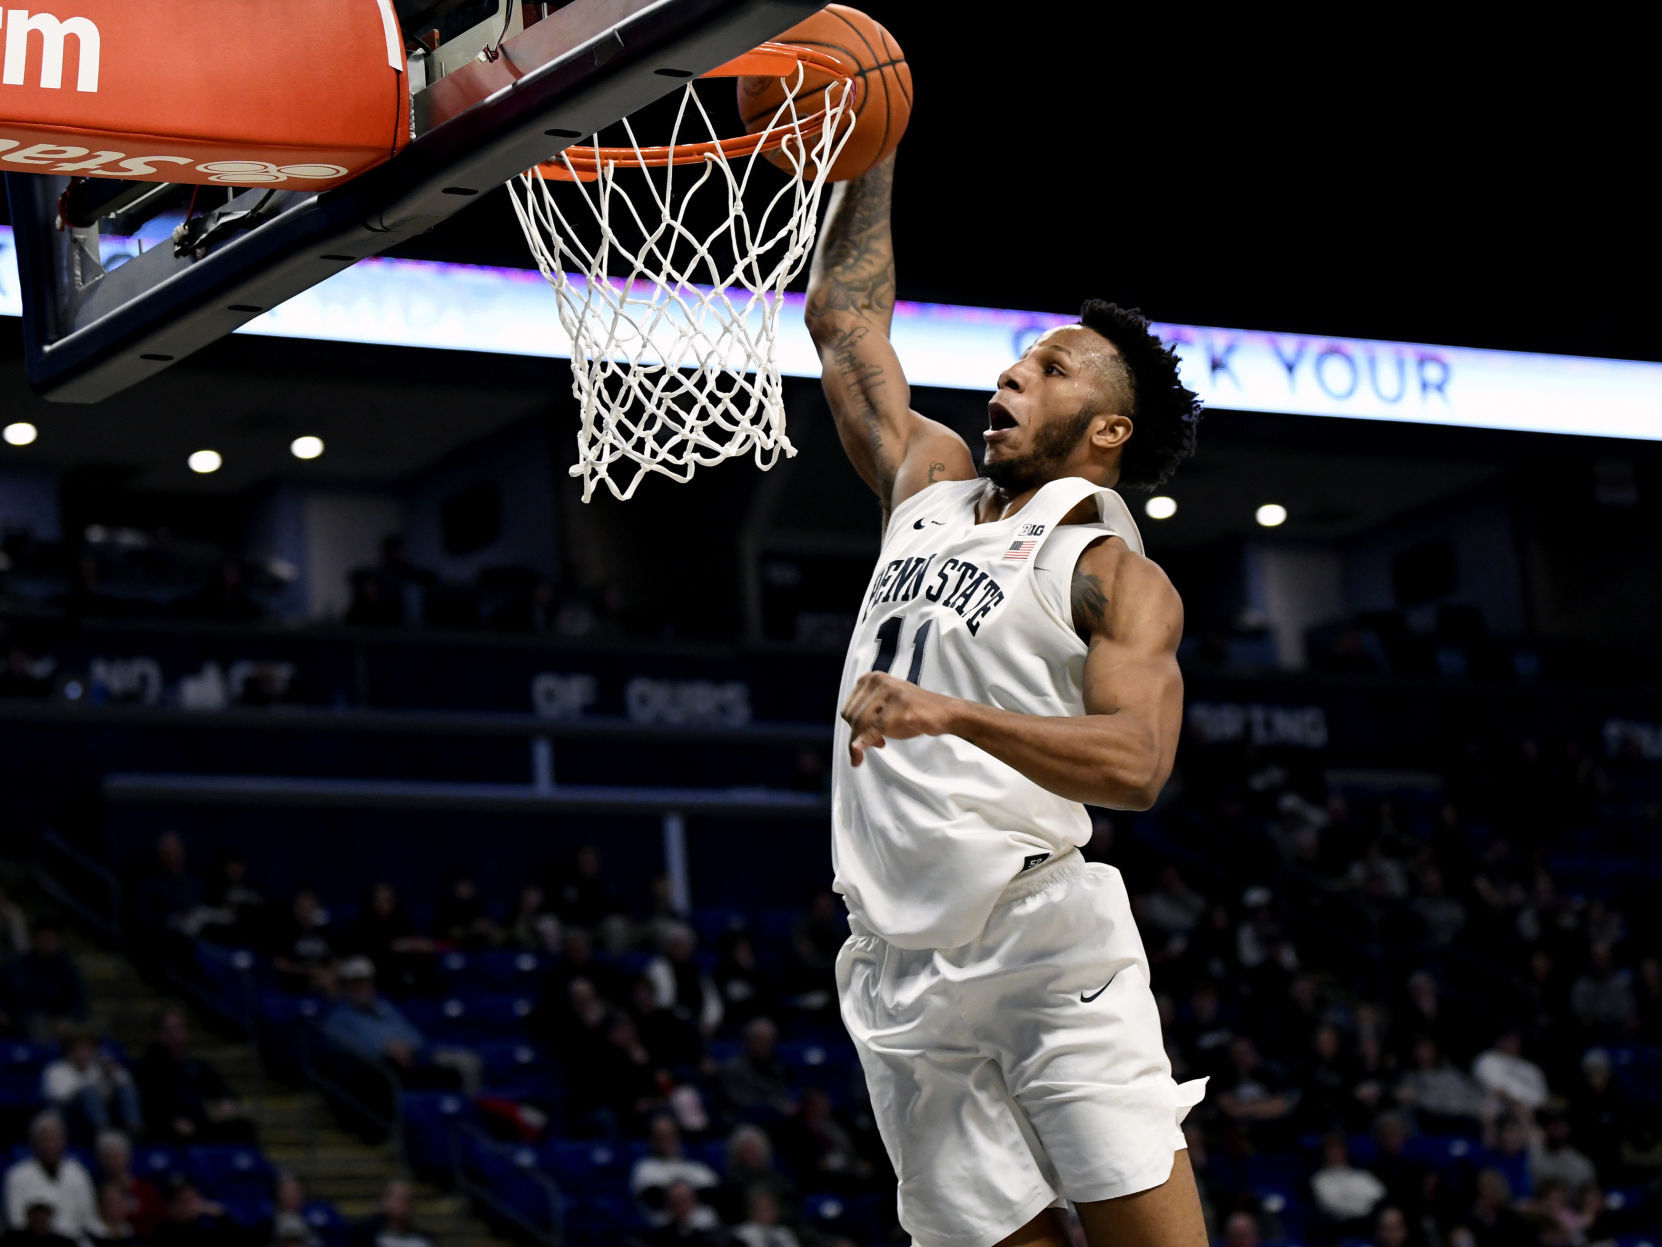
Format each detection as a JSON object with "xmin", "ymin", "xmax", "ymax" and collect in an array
[{"xmin": 984, "ymin": 325, "xmax": 1124, "ymax": 488}]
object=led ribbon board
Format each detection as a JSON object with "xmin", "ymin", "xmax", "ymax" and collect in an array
[{"xmin": 2, "ymin": 227, "xmax": 1657, "ymax": 441}]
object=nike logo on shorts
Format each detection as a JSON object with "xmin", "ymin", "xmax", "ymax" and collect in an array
[{"xmin": 1080, "ymin": 969, "xmax": 1121, "ymax": 1003}]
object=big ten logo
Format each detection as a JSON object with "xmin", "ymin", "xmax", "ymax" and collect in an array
[
  {"xmin": 625, "ymin": 677, "xmax": 751, "ymax": 727},
  {"xmin": 1187, "ymin": 701, "xmax": 1329, "ymax": 749},
  {"xmin": 88, "ymin": 655, "xmax": 162, "ymax": 704},
  {"xmin": 0, "ymin": 10, "xmax": 100, "ymax": 92},
  {"xmin": 530, "ymin": 672, "xmax": 598, "ymax": 720}
]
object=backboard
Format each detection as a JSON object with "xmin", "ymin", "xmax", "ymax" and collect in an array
[{"xmin": 2, "ymin": 0, "xmax": 825, "ymax": 403}]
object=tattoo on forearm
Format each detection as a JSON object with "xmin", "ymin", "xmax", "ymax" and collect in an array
[
  {"xmin": 1071, "ymin": 569, "xmax": 1110, "ymax": 645},
  {"xmin": 806, "ymin": 161, "xmax": 897, "ymax": 326}
]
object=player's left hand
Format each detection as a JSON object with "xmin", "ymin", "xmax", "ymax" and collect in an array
[{"xmin": 840, "ymin": 671, "xmax": 954, "ymax": 766}]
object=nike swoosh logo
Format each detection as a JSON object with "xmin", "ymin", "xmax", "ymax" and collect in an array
[
  {"xmin": 913, "ymin": 518, "xmax": 943, "ymax": 529},
  {"xmin": 1080, "ymin": 969, "xmax": 1122, "ymax": 1003}
]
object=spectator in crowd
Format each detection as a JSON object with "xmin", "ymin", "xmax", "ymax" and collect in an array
[
  {"xmin": 1395, "ymin": 1036, "xmax": 1488, "ymax": 1132},
  {"xmin": 86, "ymin": 1179, "xmax": 141, "ymax": 1245},
  {"xmin": 320, "ymin": 957, "xmax": 480, "ymax": 1094},
  {"xmin": 1566, "ymin": 1049, "xmax": 1626, "ymax": 1180},
  {"xmin": 713, "ymin": 931, "xmax": 778, "ymax": 1034},
  {"xmin": 594, "ymin": 1012, "xmax": 673, "ymax": 1136},
  {"xmin": 1480, "ymin": 1115, "xmax": 1534, "ymax": 1199},
  {"xmin": 149, "ymin": 1177, "xmax": 231, "ymax": 1247},
  {"xmin": 3, "ymin": 917, "xmax": 88, "ymax": 1043},
  {"xmin": 9, "ymin": 1199, "xmax": 81, "ymax": 1247},
  {"xmin": 184, "ymin": 559, "xmax": 262, "ymax": 623},
  {"xmin": 1140, "ymin": 865, "xmax": 1209, "ymax": 943},
  {"xmin": 553, "ymin": 845, "xmax": 629, "ymax": 950},
  {"xmin": 1471, "ymin": 1028, "xmax": 1548, "ymax": 1114},
  {"xmin": 542, "ymin": 927, "xmax": 622, "ymax": 1006},
  {"xmin": 640, "ymin": 875, "xmax": 692, "ymax": 955},
  {"xmin": 731, "ymin": 1188, "xmax": 799, "ymax": 1247},
  {"xmin": 718, "ymin": 1018, "xmax": 796, "ymax": 1121},
  {"xmin": 628, "ymin": 973, "xmax": 706, "ymax": 1077},
  {"xmin": 92, "ymin": 1132, "xmax": 163, "ymax": 1241},
  {"xmin": 3, "ymin": 1111, "xmax": 97, "ymax": 1241},
  {"xmin": 1298, "ymin": 1023, "xmax": 1354, "ymax": 1133},
  {"xmin": 1568, "ymin": 942, "xmax": 1638, "ymax": 1038},
  {"xmin": 344, "ymin": 569, "xmax": 400, "ymax": 628},
  {"xmin": 1215, "ymin": 1036, "xmax": 1298, "ymax": 1146},
  {"xmin": 0, "ymin": 880, "xmax": 29, "ymax": 960},
  {"xmin": 1371, "ymin": 1205, "xmax": 1410, "ymax": 1247},
  {"xmin": 350, "ymin": 1179, "xmax": 432, "ymax": 1247},
  {"xmin": 270, "ymin": 890, "xmax": 337, "ymax": 995},
  {"xmin": 1222, "ymin": 1210, "xmax": 1261, "ymax": 1247},
  {"xmin": 774, "ymin": 1088, "xmax": 872, "ymax": 1196},
  {"xmin": 1311, "ymin": 1132, "xmax": 1387, "ymax": 1238},
  {"xmin": 196, "ymin": 854, "xmax": 269, "ymax": 949},
  {"xmin": 1461, "ymin": 1169, "xmax": 1528, "ymax": 1247},
  {"xmin": 647, "ymin": 924, "xmax": 724, "ymax": 1038},
  {"xmin": 786, "ymin": 892, "xmax": 845, "ymax": 1005},
  {"xmin": 540, "ymin": 976, "xmax": 614, "ymax": 1069},
  {"xmin": 631, "ymin": 1115, "xmax": 720, "ymax": 1227},
  {"xmin": 1369, "ymin": 1114, "xmax": 1429, "ymax": 1222},
  {"xmin": 1529, "ymin": 1107, "xmax": 1595, "ymax": 1197},
  {"xmin": 433, "ymin": 874, "xmax": 502, "ymax": 949},
  {"xmin": 508, "ymin": 884, "xmax": 561, "ymax": 954},
  {"xmin": 643, "ymin": 1180, "xmax": 729, "ymax": 1247},
  {"xmin": 129, "ymin": 834, "xmax": 209, "ymax": 947},
  {"xmin": 1409, "ymin": 867, "xmax": 1466, "ymax": 951},
  {"xmin": 133, "ymin": 1007, "xmax": 257, "ymax": 1144},
  {"xmin": 347, "ymin": 884, "xmax": 437, "ymax": 996},
  {"xmin": 711, "ymin": 1126, "xmax": 798, "ymax": 1229},
  {"xmin": 41, "ymin": 1032, "xmax": 143, "ymax": 1141},
  {"xmin": 260, "ymin": 1172, "xmax": 319, "ymax": 1247}
]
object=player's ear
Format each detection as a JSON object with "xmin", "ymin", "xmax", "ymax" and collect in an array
[{"xmin": 1091, "ymin": 413, "xmax": 1132, "ymax": 453}]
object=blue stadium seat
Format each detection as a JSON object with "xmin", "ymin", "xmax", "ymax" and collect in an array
[
  {"xmin": 133, "ymin": 1144, "xmax": 182, "ymax": 1183},
  {"xmin": 439, "ymin": 949, "xmax": 545, "ymax": 990},
  {"xmin": 541, "ymin": 1140, "xmax": 637, "ymax": 1200},
  {"xmin": 184, "ymin": 1144, "xmax": 276, "ymax": 1196},
  {"xmin": 401, "ymin": 1091, "xmax": 470, "ymax": 1176}
]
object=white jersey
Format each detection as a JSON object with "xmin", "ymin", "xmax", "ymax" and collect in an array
[{"xmin": 831, "ymin": 474, "xmax": 1146, "ymax": 951}]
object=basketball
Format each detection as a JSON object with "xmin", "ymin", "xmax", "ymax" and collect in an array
[{"xmin": 737, "ymin": 4, "xmax": 912, "ymax": 183}]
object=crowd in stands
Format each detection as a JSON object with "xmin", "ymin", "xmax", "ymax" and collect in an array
[
  {"xmin": 7, "ymin": 717, "xmax": 1662, "ymax": 1247},
  {"xmin": 0, "ymin": 525, "xmax": 625, "ymax": 644},
  {"xmin": 0, "ymin": 877, "xmax": 460, "ymax": 1247}
]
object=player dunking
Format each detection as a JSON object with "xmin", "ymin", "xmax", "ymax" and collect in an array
[{"xmin": 803, "ymin": 151, "xmax": 1208, "ymax": 1247}]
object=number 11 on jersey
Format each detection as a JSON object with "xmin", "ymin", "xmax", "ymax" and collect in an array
[{"xmin": 872, "ymin": 616, "xmax": 933, "ymax": 684}]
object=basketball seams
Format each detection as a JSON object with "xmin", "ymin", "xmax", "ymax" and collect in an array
[
  {"xmin": 828, "ymin": 6, "xmax": 892, "ymax": 168},
  {"xmin": 737, "ymin": 6, "xmax": 910, "ymax": 181}
]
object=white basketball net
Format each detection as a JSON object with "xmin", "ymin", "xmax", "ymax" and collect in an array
[{"xmin": 507, "ymin": 61, "xmax": 855, "ymax": 501}]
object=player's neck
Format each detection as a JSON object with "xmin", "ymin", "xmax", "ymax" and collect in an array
[{"xmin": 973, "ymin": 477, "xmax": 1101, "ymax": 526}]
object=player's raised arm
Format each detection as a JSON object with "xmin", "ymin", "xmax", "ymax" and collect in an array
[{"xmin": 805, "ymin": 156, "xmax": 973, "ymax": 520}]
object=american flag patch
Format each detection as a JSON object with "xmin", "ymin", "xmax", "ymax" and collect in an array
[{"xmin": 1003, "ymin": 539, "xmax": 1037, "ymax": 561}]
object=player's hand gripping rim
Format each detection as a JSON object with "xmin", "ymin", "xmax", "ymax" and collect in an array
[{"xmin": 840, "ymin": 670, "xmax": 955, "ymax": 766}]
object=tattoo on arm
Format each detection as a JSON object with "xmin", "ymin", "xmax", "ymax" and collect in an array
[
  {"xmin": 805, "ymin": 160, "xmax": 897, "ymax": 329},
  {"xmin": 1071, "ymin": 568, "xmax": 1110, "ymax": 646},
  {"xmin": 927, "ymin": 461, "xmax": 947, "ymax": 484}
]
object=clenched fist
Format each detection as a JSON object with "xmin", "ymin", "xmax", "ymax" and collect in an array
[{"xmin": 840, "ymin": 671, "xmax": 957, "ymax": 766}]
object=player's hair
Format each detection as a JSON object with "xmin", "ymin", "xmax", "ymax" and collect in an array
[{"xmin": 1077, "ymin": 299, "xmax": 1202, "ymax": 492}]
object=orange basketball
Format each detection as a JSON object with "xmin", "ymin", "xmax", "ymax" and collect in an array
[{"xmin": 737, "ymin": 5, "xmax": 911, "ymax": 183}]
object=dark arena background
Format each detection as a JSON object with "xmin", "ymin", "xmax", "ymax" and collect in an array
[{"xmin": 1, "ymin": 5, "xmax": 1657, "ymax": 1247}]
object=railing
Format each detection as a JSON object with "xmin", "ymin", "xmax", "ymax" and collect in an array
[
  {"xmin": 33, "ymin": 828, "xmax": 123, "ymax": 939},
  {"xmin": 450, "ymin": 1120, "xmax": 563, "ymax": 1246},
  {"xmin": 298, "ymin": 1018, "xmax": 404, "ymax": 1149}
]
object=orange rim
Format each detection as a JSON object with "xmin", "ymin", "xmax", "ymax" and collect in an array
[{"xmin": 533, "ymin": 42, "xmax": 855, "ymax": 183}]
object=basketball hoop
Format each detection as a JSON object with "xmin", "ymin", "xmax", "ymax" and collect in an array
[{"xmin": 507, "ymin": 43, "xmax": 856, "ymax": 502}]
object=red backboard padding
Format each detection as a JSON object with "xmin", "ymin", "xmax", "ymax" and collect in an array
[{"xmin": 0, "ymin": 0, "xmax": 409, "ymax": 189}]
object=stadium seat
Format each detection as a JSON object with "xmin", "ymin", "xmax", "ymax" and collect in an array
[
  {"xmin": 401, "ymin": 1090, "xmax": 470, "ymax": 1176},
  {"xmin": 185, "ymin": 1144, "xmax": 276, "ymax": 1196}
]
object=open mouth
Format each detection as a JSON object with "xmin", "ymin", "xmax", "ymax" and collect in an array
[{"xmin": 987, "ymin": 402, "xmax": 1018, "ymax": 433}]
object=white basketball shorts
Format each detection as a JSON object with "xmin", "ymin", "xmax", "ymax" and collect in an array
[{"xmin": 836, "ymin": 848, "xmax": 1206, "ymax": 1247}]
